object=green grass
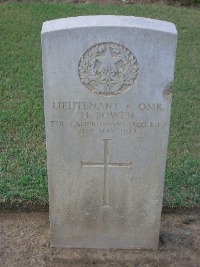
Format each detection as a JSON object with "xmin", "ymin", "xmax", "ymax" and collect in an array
[{"xmin": 0, "ymin": 2, "xmax": 200, "ymax": 208}]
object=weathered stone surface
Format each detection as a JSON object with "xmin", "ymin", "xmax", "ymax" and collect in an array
[{"xmin": 42, "ymin": 15, "xmax": 177, "ymax": 249}]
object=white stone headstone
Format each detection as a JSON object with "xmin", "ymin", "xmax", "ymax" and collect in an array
[{"xmin": 42, "ymin": 16, "xmax": 177, "ymax": 249}]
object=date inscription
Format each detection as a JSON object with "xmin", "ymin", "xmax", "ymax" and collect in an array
[{"xmin": 50, "ymin": 101, "xmax": 166, "ymax": 135}]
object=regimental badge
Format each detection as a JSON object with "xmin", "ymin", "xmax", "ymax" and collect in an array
[{"xmin": 78, "ymin": 42, "xmax": 138, "ymax": 96}]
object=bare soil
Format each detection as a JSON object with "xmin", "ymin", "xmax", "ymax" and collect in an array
[{"xmin": 0, "ymin": 210, "xmax": 200, "ymax": 267}]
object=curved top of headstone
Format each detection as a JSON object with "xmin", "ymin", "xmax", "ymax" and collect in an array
[{"xmin": 42, "ymin": 15, "xmax": 177, "ymax": 35}]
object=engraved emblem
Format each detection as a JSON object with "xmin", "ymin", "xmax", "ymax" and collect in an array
[{"xmin": 78, "ymin": 42, "xmax": 138, "ymax": 96}]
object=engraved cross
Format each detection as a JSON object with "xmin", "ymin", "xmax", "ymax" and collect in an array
[{"xmin": 81, "ymin": 139, "xmax": 132, "ymax": 207}]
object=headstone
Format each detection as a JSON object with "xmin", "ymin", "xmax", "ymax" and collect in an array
[{"xmin": 42, "ymin": 16, "xmax": 177, "ymax": 249}]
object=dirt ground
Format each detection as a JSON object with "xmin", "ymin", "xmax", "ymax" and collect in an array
[{"xmin": 0, "ymin": 210, "xmax": 199, "ymax": 267}]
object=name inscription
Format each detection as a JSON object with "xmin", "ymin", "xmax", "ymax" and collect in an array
[{"xmin": 50, "ymin": 101, "xmax": 166, "ymax": 135}]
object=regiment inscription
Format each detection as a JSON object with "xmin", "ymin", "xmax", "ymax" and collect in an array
[{"xmin": 50, "ymin": 100, "xmax": 167, "ymax": 135}]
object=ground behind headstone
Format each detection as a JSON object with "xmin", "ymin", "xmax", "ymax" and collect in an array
[{"xmin": 0, "ymin": 211, "xmax": 199, "ymax": 267}]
